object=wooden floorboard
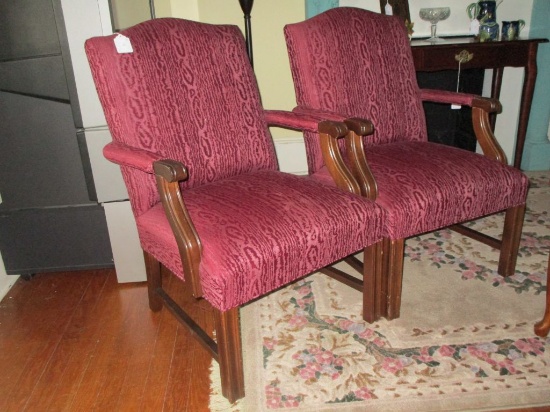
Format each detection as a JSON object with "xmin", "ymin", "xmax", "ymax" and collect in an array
[
  {"xmin": 45, "ymin": 271, "xmax": 111, "ymax": 411},
  {"xmin": 0, "ymin": 269, "xmax": 548, "ymax": 412},
  {"xmin": 25, "ymin": 271, "xmax": 109, "ymax": 411}
]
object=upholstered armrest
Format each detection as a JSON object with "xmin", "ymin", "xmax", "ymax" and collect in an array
[
  {"xmin": 291, "ymin": 106, "xmax": 348, "ymax": 122},
  {"xmin": 264, "ymin": 110, "xmax": 320, "ymax": 133},
  {"xmin": 104, "ymin": 142, "xmax": 202, "ymax": 296},
  {"xmin": 419, "ymin": 89, "xmax": 506, "ymax": 163},
  {"xmin": 419, "ymin": 89, "xmax": 502, "ymax": 113},
  {"xmin": 103, "ymin": 141, "xmax": 165, "ymax": 173},
  {"xmin": 264, "ymin": 109, "xmax": 347, "ymax": 137}
]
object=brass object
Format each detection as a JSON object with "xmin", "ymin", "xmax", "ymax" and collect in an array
[{"xmin": 455, "ymin": 50, "xmax": 474, "ymax": 63}]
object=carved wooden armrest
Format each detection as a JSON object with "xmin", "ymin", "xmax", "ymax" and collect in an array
[
  {"xmin": 419, "ymin": 89, "xmax": 506, "ymax": 164},
  {"xmin": 153, "ymin": 160, "xmax": 203, "ymax": 298},
  {"xmin": 264, "ymin": 109, "xmax": 361, "ymax": 195},
  {"xmin": 103, "ymin": 141, "xmax": 164, "ymax": 173},
  {"xmin": 342, "ymin": 118, "xmax": 378, "ymax": 201}
]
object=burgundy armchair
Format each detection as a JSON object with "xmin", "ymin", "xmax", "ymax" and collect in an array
[
  {"xmin": 85, "ymin": 18, "xmax": 384, "ymax": 402},
  {"xmin": 284, "ymin": 7, "xmax": 529, "ymax": 320}
]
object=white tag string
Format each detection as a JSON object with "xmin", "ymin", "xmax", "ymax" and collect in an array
[{"xmin": 451, "ymin": 60, "xmax": 462, "ymax": 110}]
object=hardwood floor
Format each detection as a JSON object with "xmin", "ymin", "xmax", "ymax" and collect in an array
[
  {"xmin": 0, "ymin": 269, "xmax": 548, "ymax": 412},
  {"xmin": 0, "ymin": 269, "xmax": 215, "ymax": 412}
]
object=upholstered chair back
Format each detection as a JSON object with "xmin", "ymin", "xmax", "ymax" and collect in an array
[
  {"xmin": 285, "ymin": 7, "xmax": 428, "ymax": 173},
  {"xmin": 86, "ymin": 19, "xmax": 278, "ymax": 217}
]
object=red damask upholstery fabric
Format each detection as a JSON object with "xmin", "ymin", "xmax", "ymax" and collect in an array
[
  {"xmin": 138, "ymin": 170, "xmax": 384, "ymax": 311},
  {"xmin": 285, "ymin": 7, "xmax": 528, "ymax": 238},
  {"xmin": 86, "ymin": 19, "xmax": 278, "ymax": 217},
  {"xmin": 312, "ymin": 142, "xmax": 526, "ymax": 239},
  {"xmin": 85, "ymin": 18, "xmax": 385, "ymax": 311}
]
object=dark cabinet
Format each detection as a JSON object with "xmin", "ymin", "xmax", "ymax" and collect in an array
[{"xmin": 0, "ymin": 0, "xmax": 113, "ymax": 275}]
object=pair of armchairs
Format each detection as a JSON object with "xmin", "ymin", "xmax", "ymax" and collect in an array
[{"xmin": 85, "ymin": 8, "xmax": 528, "ymax": 404}]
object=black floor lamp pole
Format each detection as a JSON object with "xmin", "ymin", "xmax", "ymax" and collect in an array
[{"xmin": 238, "ymin": 0, "xmax": 254, "ymax": 67}]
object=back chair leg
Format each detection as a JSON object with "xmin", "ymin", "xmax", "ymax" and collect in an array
[
  {"xmin": 144, "ymin": 251, "xmax": 163, "ymax": 311},
  {"xmin": 384, "ymin": 238, "xmax": 405, "ymax": 321},
  {"xmin": 215, "ymin": 307, "xmax": 245, "ymax": 403},
  {"xmin": 498, "ymin": 204, "xmax": 526, "ymax": 277}
]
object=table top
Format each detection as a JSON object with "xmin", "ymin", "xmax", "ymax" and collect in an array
[
  {"xmin": 410, "ymin": 36, "xmax": 549, "ymax": 71},
  {"xmin": 410, "ymin": 36, "xmax": 548, "ymax": 48}
]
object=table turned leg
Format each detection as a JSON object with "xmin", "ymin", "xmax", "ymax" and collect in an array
[{"xmin": 534, "ymin": 254, "xmax": 550, "ymax": 337}]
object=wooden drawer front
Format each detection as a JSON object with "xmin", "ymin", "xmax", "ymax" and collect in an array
[{"xmin": 412, "ymin": 43, "xmax": 531, "ymax": 71}]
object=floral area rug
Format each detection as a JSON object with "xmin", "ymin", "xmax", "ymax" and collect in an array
[{"xmin": 210, "ymin": 171, "xmax": 550, "ymax": 412}]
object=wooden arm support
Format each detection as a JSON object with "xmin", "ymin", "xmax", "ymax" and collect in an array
[
  {"xmin": 470, "ymin": 97, "xmax": 506, "ymax": 164},
  {"xmin": 265, "ymin": 109, "xmax": 364, "ymax": 197},
  {"xmin": 472, "ymin": 106, "xmax": 507, "ymax": 164},
  {"xmin": 343, "ymin": 118, "xmax": 378, "ymax": 201},
  {"xmin": 420, "ymin": 90, "xmax": 506, "ymax": 164},
  {"xmin": 318, "ymin": 120, "xmax": 363, "ymax": 195},
  {"xmin": 153, "ymin": 160, "xmax": 203, "ymax": 298}
]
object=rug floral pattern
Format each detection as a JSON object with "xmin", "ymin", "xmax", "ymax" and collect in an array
[
  {"xmin": 210, "ymin": 172, "xmax": 550, "ymax": 411},
  {"xmin": 262, "ymin": 277, "xmax": 548, "ymax": 408}
]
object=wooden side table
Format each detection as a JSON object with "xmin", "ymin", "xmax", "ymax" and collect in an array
[
  {"xmin": 411, "ymin": 37, "xmax": 549, "ymax": 169},
  {"xmin": 534, "ymin": 254, "xmax": 550, "ymax": 337}
]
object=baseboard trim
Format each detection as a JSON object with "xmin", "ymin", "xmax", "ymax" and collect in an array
[
  {"xmin": 0, "ymin": 274, "xmax": 19, "ymax": 301},
  {"xmin": 273, "ymin": 135, "xmax": 308, "ymax": 175}
]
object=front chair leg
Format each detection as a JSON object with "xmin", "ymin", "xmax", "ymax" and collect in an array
[
  {"xmin": 144, "ymin": 251, "xmax": 163, "ymax": 312},
  {"xmin": 363, "ymin": 241, "xmax": 384, "ymax": 323},
  {"xmin": 498, "ymin": 204, "xmax": 526, "ymax": 277},
  {"xmin": 385, "ymin": 238, "xmax": 405, "ymax": 321},
  {"xmin": 215, "ymin": 307, "xmax": 245, "ymax": 403}
]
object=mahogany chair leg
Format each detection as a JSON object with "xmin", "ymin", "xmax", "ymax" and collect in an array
[
  {"xmin": 214, "ymin": 307, "xmax": 245, "ymax": 403},
  {"xmin": 534, "ymin": 254, "xmax": 550, "ymax": 337},
  {"xmin": 142, "ymin": 254, "xmax": 244, "ymax": 401},
  {"xmin": 498, "ymin": 204, "xmax": 526, "ymax": 277},
  {"xmin": 363, "ymin": 241, "xmax": 384, "ymax": 323},
  {"xmin": 144, "ymin": 251, "xmax": 163, "ymax": 312},
  {"xmin": 384, "ymin": 237, "xmax": 405, "ymax": 321}
]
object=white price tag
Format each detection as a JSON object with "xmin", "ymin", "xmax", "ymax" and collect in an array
[
  {"xmin": 469, "ymin": 19, "xmax": 480, "ymax": 35},
  {"xmin": 451, "ymin": 104, "xmax": 462, "ymax": 110},
  {"xmin": 114, "ymin": 34, "xmax": 133, "ymax": 54}
]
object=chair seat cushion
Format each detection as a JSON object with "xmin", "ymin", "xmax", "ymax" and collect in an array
[
  {"xmin": 137, "ymin": 170, "xmax": 384, "ymax": 311},
  {"xmin": 312, "ymin": 141, "xmax": 528, "ymax": 240}
]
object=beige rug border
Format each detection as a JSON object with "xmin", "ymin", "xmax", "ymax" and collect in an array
[{"xmin": 211, "ymin": 298, "xmax": 550, "ymax": 412}]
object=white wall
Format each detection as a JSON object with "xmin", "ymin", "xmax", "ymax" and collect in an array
[{"xmin": 110, "ymin": 0, "xmax": 152, "ymax": 30}]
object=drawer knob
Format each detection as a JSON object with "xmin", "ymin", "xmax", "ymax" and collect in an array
[{"xmin": 455, "ymin": 50, "xmax": 474, "ymax": 63}]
